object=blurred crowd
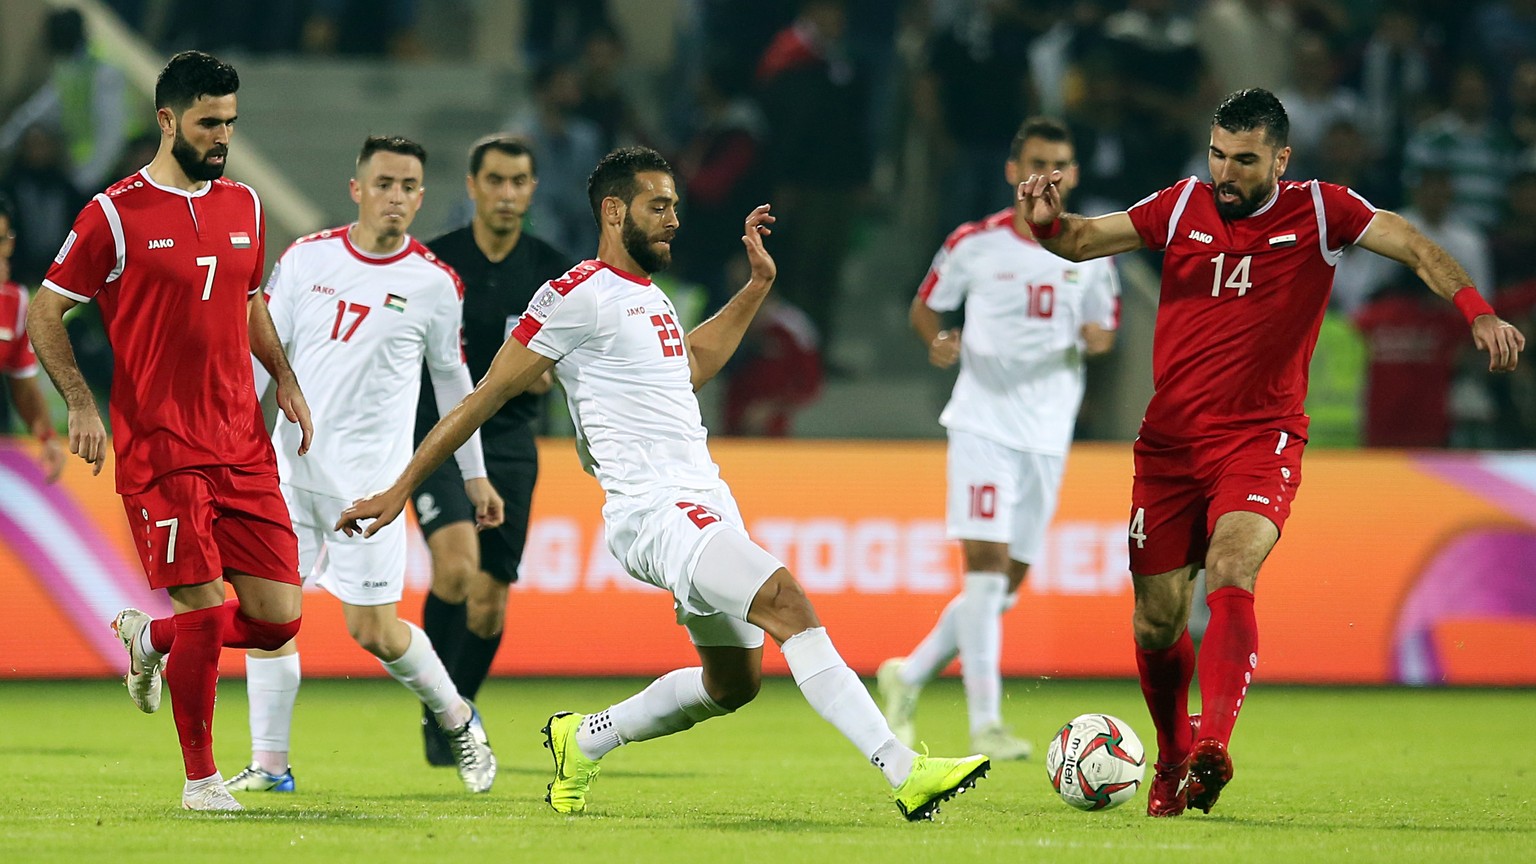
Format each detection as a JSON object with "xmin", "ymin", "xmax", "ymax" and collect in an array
[{"xmin": 4, "ymin": 0, "xmax": 1536, "ymax": 447}]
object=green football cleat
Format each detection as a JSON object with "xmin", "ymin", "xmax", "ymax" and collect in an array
[
  {"xmin": 893, "ymin": 750, "xmax": 990, "ymax": 821},
  {"xmin": 542, "ymin": 711, "xmax": 601, "ymax": 814}
]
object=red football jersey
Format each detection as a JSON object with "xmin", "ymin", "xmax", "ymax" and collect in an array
[
  {"xmin": 1127, "ymin": 177, "xmax": 1377, "ymax": 441},
  {"xmin": 43, "ymin": 169, "xmax": 273, "ymax": 493},
  {"xmin": 0, "ymin": 280, "xmax": 39, "ymax": 378},
  {"xmin": 1353, "ymin": 295, "xmax": 1466, "ymax": 447}
]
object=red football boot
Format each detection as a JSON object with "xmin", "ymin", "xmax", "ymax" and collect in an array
[
  {"xmin": 1185, "ymin": 737, "xmax": 1234, "ymax": 814},
  {"xmin": 1145, "ymin": 757, "xmax": 1188, "ymax": 817}
]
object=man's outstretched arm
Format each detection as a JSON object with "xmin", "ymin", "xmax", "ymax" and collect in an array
[{"xmin": 1356, "ymin": 210, "xmax": 1525, "ymax": 372}]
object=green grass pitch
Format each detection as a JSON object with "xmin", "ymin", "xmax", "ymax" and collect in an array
[{"xmin": 2, "ymin": 677, "xmax": 1532, "ymax": 863}]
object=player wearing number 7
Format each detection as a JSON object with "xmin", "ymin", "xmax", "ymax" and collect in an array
[
  {"xmin": 337, "ymin": 147, "xmax": 990, "ymax": 822},
  {"xmin": 1017, "ymin": 88, "xmax": 1527, "ymax": 818},
  {"xmin": 27, "ymin": 51, "xmax": 313, "ymax": 811}
]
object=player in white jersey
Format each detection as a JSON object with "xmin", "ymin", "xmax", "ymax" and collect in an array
[
  {"xmin": 229, "ymin": 137, "xmax": 500, "ymax": 796},
  {"xmin": 879, "ymin": 118, "xmax": 1119, "ymax": 760},
  {"xmin": 338, "ymin": 147, "xmax": 990, "ymax": 821}
]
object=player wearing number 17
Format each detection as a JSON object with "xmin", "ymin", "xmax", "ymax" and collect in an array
[
  {"xmin": 337, "ymin": 147, "xmax": 990, "ymax": 821},
  {"xmin": 1018, "ymin": 88, "xmax": 1526, "ymax": 818},
  {"xmin": 26, "ymin": 51, "xmax": 313, "ymax": 811}
]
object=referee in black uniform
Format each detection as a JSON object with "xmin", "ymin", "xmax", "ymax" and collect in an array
[{"xmin": 415, "ymin": 136, "xmax": 575, "ymax": 764}]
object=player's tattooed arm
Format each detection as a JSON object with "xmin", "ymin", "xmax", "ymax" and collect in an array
[
  {"xmin": 26, "ymin": 289, "xmax": 105, "ymax": 475},
  {"xmin": 248, "ymin": 293, "xmax": 313, "ymax": 454},
  {"xmin": 684, "ymin": 204, "xmax": 776, "ymax": 390},
  {"xmin": 1357, "ymin": 210, "xmax": 1525, "ymax": 372},
  {"xmin": 338, "ymin": 340, "xmax": 553, "ymax": 538}
]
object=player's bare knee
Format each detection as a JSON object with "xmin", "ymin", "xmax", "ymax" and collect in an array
[
  {"xmin": 465, "ymin": 603, "xmax": 504, "ymax": 639},
  {"xmin": 1203, "ymin": 553, "xmax": 1258, "ymax": 592},
  {"xmin": 749, "ymin": 570, "xmax": 820, "ymax": 642},
  {"xmin": 1133, "ymin": 607, "xmax": 1185, "ymax": 649},
  {"xmin": 707, "ymin": 673, "xmax": 760, "ymax": 711}
]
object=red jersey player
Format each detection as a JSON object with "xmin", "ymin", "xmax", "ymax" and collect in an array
[
  {"xmin": 0, "ymin": 195, "xmax": 64, "ymax": 481},
  {"xmin": 1017, "ymin": 89, "xmax": 1526, "ymax": 817},
  {"xmin": 26, "ymin": 51, "xmax": 313, "ymax": 811}
]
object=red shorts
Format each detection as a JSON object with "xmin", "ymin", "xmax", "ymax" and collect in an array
[
  {"xmin": 121, "ymin": 465, "xmax": 301, "ymax": 590},
  {"xmin": 1127, "ymin": 427, "xmax": 1305, "ymax": 575}
]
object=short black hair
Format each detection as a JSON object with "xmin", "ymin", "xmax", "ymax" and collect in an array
[
  {"xmin": 357, "ymin": 135, "xmax": 427, "ymax": 170},
  {"xmin": 1010, "ymin": 116, "xmax": 1073, "ymax": 161},
  {"xmin": 1212, "ymin": 88, "xmax": 1290, "ymax": 148},
  {"xmin": 587, "ymin": 147, "xmax": 673, "ymax": 225},
  {"xmin": 469, "ymin": 135, "xmax": 536, "ymax": 177},
  {"xmin": 154, "ymin": 51, "xmax": 239, "ymax": 112}
]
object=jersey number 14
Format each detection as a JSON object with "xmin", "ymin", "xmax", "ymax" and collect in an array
[{"xmin": 1210, "ymin": 253, "xmax": 1253, "ymax": 298}]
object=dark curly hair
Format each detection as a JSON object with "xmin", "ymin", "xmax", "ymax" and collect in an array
[
  {"xmin": 1212, "ymin": 88, "xmax": 1290, "ymax": 148},
  {"xmin": 155, "ymin": 50, "xmax": 239, "ymax": 112},
  {"xmin": 587, "ymin": 147, "xmax": 674, "ymax": 225}
]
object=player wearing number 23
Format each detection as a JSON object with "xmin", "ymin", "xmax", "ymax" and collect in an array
[{"xmin": 1017, "ymin": 88, "xmax": 1526, "ymax": 819}]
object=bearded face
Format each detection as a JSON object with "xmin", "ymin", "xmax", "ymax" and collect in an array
[{"xmin": 622, "ymin": 208, "xmax": 673, "ymax": 274}]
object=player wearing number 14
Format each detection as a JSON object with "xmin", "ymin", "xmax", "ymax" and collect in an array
[{"xmin": 1017, "ymin": 88, "xmax": 1526, "ymax": 818}]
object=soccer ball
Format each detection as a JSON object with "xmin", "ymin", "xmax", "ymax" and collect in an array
[{"xmin": 1045, "ymin": 713, "xmax": 1147, "ymax": 811}]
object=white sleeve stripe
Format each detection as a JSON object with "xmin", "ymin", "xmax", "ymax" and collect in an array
[
  {"xmin": 237, "ymin": 182, "xmax": 263, "ymax": 241},
  {"xmin": 92, "ymin": 194, "xmax": 126, "ymax": 283},
  {"xmin": 1309, "ymin": 182, "xmax": 1343, "ymax": 267},
  {"xmin": 8, "ymin": 364, "xmax": 40, "ymax": 379},
  {"xmin": 42, "ymin": 278, "xmax": 92, "ymax": 303},
  {"xmin": 1165, "ymin": 177, "xmax": 1197, "ymax": 247}
]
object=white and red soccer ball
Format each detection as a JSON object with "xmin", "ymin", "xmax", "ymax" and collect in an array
[{"xmin": 1045, "ymin": 713, "xmax": 1147, "ymax": 811}]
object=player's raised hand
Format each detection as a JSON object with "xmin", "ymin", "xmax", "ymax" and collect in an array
[
  {"xmin": 1472, "ymin": 315, "xmax": 1526, "ymax": 372},
  {"xmin": 1017, "ymin": 170, "xmax": 1065, "ymax": 228},
  {"xmin": 929, "ymin": 328, "xmax": 962, "ymax": 368},
  {"xmin": 276, "ymin": 378, "xmax": 314, "ymax": 455},
  {"xmin": 741, "ymin": 204, "xmax": 777, "ymax": 286},
  {"xmin": 336, "ymin": 486, "xmax": 407, "ymax": 538},
  {"xmin": 66, "ymin": 404, "xmax": 107, "ymax": 475},
  {"xmin": 465, "ymin": 476, "xmax": 505, "ymax": 530}
]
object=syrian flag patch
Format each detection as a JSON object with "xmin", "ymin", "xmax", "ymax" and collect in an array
[
  {"xmin": 1268, "ymin": 233, "xmax": 1297, "ymax": 247},
  {"xmin": 229, "ymin": 231, "xmax": 252, "ymax": 248},
  {"xmin": 384, "ymin": 293, "xmax": 408, "ymax": 312}
]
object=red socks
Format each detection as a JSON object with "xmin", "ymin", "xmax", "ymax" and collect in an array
[
  {"xmin": 1196, "ymin": 586, "xmax": 1258, "ymax": 746},
  {"xmin": 1136, "ymin": 627, "xmax": 1195, "ymax": 767},
  {"xmin": 145, "ymin": 600, "xmax": 300, "ymax": 653},
  {"xmin": 164, "ymin": 606, "xmax": 224, "ymax": 780}
]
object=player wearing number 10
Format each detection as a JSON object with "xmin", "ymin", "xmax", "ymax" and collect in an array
[
  {"xmin": 337, "ymin": 147, "xmax": 990, "ymax": 822},
  {"xmin": 1017, "ymin": 88, "xmax": 1527, "ymax": 818},
  {"xmin": 879, "ymin": 117, "xmax": 1118, "ymax": 762},
  {"xmin": 27, "ymin": 51, "xmax": 313, "ymax": 811}
]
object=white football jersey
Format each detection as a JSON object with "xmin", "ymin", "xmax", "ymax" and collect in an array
[
  {"xmin": 263, "ymin": 226, "xmax": 485, "ymax": 499},
  {"xmin": 512, "ymin": 260, "xmax": 720, "ymax": 497},
  {"xmin": 918, "ymin": 210, "xmax": 1120, "ymax": 455}
]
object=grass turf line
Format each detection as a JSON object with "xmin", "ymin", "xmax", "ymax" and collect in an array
[{"xmin": 1, "ymin": 678, "xmax": 1531, "ymax": 863}]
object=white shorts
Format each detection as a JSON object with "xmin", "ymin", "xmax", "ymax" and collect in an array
[
  {"xmin": 282, "ymin": 483, "xmax": 407, "ymax": 607},
  {"xmin": 603, "ymin": 485, "xmax": 783, "ymax": 649},
  {"xmin": 945, "ymin": 429, "xmax": 1065, "ymax": 564}
]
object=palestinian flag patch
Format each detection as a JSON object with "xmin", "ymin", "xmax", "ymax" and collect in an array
[
  {"xmin": 229, "ymin": 231, "xmax": 252, "ymax": 248},
  {"xmin": 384, "ymin": 293, "xmax": 408, "ymax": 312}
]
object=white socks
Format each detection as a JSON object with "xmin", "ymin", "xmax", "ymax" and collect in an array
[
  {"xmin": 577, "ymin": 667, "xmax": 730, "ymax": 760},
  {"xmin": 783, "ymin": 626, "xmax": 914, "ymax": 787},
  {"xmin": 900, "ymin": 594, "xmax": 963, "ymax": 686},
  {"xmin": 957, "ymin": 573, "xmax": 1008, "ymax": 734},
  {"xmin": 139, "ymin": 624, "xmax": 165, "ymax": 663},
  {"xmin": 246, "ymin": 653, "xmax": 301, "ymax": 774},
  {"xmin": 381, "ymin": 621, "xmax": 470, "ymax": 730}
]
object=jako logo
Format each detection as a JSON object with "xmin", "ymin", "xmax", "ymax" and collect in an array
[
  {"xmin": 1188, "ymin": 230, "xmax": 1213, "ymax": 244},
  {"xmin": 1246, "ymin": 493, "xmax": 1270, "ymax": 505},
  {"xmin": 147, "ymin": 238, "xmax": 174, "ymax": 249}
]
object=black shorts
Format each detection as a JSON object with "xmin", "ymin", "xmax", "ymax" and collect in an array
[{"xmin": 413, "ymin": 444, "xmax": 538, "ymax": 584}]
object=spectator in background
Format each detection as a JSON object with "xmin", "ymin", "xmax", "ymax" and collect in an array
[
  {"xmin": 1464, "ymin": 0, "xmax": 1536, "ymax": 120},
  {"xmin": 506, "ymin": 60, "xmax": 604, "ymax": 256},
  {"xmin": 576, "ymin": 25, "xmax": 657, "ymax": 153},
  {"xmin": 0, "ymin": 8, "xmax": 144, "ymax": 193},
  {"xmin": 1336, "ymin": 167, "xmax": 1494, "ymax": 315},
  {"xmin": 1196, "ymin": 0, "xmax": 1297, "ymax": 96},
  {"xmin": 1354, "ymin": 278, "xmax": 1467, "ymax": 448},
  {"xmin": 1353, "ymin": 3, "xmax": 1435, "ymax": 182},
  {"xmin": 724, "ymin": 291, "xmax": 823, "ymax": 437},
  {"xmin": 1277, "ymin": 31, "xmax": 1364, "ymax": 181},
  {"xmin": 524, "ymin": 0, "xmax": 615, "ymax": 70},
  {"xmin": 1101, "ymin": 0, "xmax": 1204, "ymax": 193},
  {"xmin": 1068, "ymin": 49, "xmax": 1182, "ymax": 215},
  {"xmin": 924, "ymin": 0, "xmax": 1035, "ymax": 231},
  {"xmin": 0, "ymin": 194, "xmax": 65, "ymax": 480},
  {"xmin": 756, "ymin": 0, "xmax": 871, "ymax": 365},
  {"xmin": 300, "ymin": 0, "xmax": 423, "ymax": 60},
  {"xmin": 675, "ymin": 62, "xmax": 769, "ymax": 314},
  {"xmin": 1507, "ymin": 58, "xmax": 1536, "ymax": 156},
  {"xmin": 1404, "ymin": 64, "xmax": 1519, "ymax": 231},
  {"xmin": 1314, "ymin": 118, "xmax": 1394, "ymax": 208},
  {"xmin": 0, "ymin": 125, "xmax": 88, "ymax": 286},
  {"xmin": 1493, "ymin": 169, "xmax": 1536, "ymax": 292}
]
